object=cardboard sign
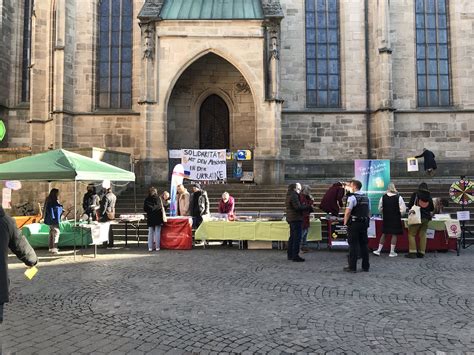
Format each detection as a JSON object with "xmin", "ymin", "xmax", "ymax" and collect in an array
[
  {"xmin": 426, "ymin": 229, "xmax": 435, "ymax": 239},
  {"xmin": 457, "ymin": 211, "xmax": 470, "ymax": 221}
]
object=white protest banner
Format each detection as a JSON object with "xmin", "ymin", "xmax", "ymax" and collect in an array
[{"xmin": 182, "ymin": 149, "xmax": 227, "ymax": 181}]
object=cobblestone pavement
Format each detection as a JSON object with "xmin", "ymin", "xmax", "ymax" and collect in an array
[{"xmin": 1, "ymin": 245, "xmax": 473, "ymax": 354}]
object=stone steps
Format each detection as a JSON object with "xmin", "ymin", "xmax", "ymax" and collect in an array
[{"xmin": 112, "ymin": 180, "xmax": 474, "ymax": 243}]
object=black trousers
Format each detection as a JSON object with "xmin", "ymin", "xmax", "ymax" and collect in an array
[
  {"xmin": 348, "ymin": 221, "xmax": 370, "ymax": 271},
  {"xmin": 0, "ymin": 302, "xmax": 4, "ymax": 323},
  {"xmin": 287, "ymin": 221, "xmax": 302, "ymax": 260}
]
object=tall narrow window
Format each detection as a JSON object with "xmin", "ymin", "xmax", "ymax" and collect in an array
[
  {"xmin": 415, "ymin": 0, "xmax": 450, "ymax": 107},
  {"xmin": 21, "ymin": 0, "xmax": 34, "ymax": 102},
  {"xmin": 305, "ymin": 0, "xmax": 340, "ymax": 108},
  {"xmin": 98, "ymin": 0, "xmax": 133, "ymax": 109}
]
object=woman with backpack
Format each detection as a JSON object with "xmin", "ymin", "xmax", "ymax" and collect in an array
[
  {"xmin": 406, "ymin": 182, "xmax": 434, "ymax": 258},
  {"xmin": 373, "ymin": 183, "xmax": 406, "ymax": 257}
]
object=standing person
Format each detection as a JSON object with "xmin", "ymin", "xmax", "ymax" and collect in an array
[
  {"xmin": 218, "ymin": 192, "xmax": 235, "ymax": 247},
  {"xmin": 285, "ymin": 183, "xmax": 313, "ymax": 262},
  {"xmin": 190, "ymin": 183, "xmax": 209, "ymax": 230},
  {"xmin": 406, "ymin": 182, "xmax": 434, "ymax": 258},
  {"xmin": 176, "ymin": 184, "xmax": 190, "ymax": 216},
  {"xmin": 143, "ymin": 187, "xmax": 164, "ymax": 252},
  {"xmin": 343, "ymin": 180, "xmax": 370, "ymax": 273},
  {"xmin": 0, "ymin": 206, "xmax": 38, "ymax": 324},
  {"xmin": 373, "ymin": 183, "xmax": 407, "ymax": 257},
  {"xmin": 415, "ymin": 148, "xmax": 437, "ymax": 176},
  {"xmin": 82, "ymin": 184, "xmax": 100, "ymax": 221},
  {"xmin": 99, "ymin": 186, "xmax": 117, "ymax": 247},
  {"xmin": 299, "ymin": 185, "xmax": 314, "ymax": 252},
  {"xmin": 43, "ymin": 188, "xmax": 63, "ymax": 254},
  {"xmin": 319, "ymin": 182, "xmax": 345, "ymax": 217}
]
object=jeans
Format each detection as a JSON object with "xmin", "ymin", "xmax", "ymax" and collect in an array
[
  {"xmin": 348, "ymin": 221, "xmax": 370, "ymax": 271},
  {"xmin": 48, "ymin": 224, "xmax": 60, "ymax": 249},
  {"xmin": 300, "ymin": 228, "xmax": 309, "ymax": 248},
  {"xmin": 192, "ymin": 216, "xmax": 203, "ymax": 230},
  {"xmin": 287, "ymin": 221, "xmax": 302, "ymax": 260},
  {"xmin": 148, "ymin": 226, "xmax": 162, "ymax": 250}
]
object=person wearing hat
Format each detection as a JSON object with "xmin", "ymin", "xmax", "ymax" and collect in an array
[{"xmin": 190, "ymin": 183, "xmax": 209, "ymax": 230}]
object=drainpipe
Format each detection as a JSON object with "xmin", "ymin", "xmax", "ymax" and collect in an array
[{"xmin": 364, "ymin": 0, "xmax": 372, "ymax": 159}]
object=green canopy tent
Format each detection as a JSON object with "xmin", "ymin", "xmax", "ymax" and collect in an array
[{"xmin": 0, "ymin": 148, "xmax": 135, "ymax": 221}]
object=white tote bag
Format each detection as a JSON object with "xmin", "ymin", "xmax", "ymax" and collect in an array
[{"xmin": 407, "ymin": 205, "xmax": 421, "ymax": 225}]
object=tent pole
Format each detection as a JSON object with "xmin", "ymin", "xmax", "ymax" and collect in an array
[{"xmin": 74, "ymin": 180, "xmax": 77, "ymax": 261}]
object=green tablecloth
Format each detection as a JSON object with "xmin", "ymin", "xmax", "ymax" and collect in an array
[
  {"xmin": 21, "ymin": 222, "xmax": 93, "ymax": 248},
  {"xmin": 402, "ymin": 218, "xmax": 453, "ymax": 231},
  {"xmin": 195, "ymin": 220, "xmax": 322, "ymax": 241}
]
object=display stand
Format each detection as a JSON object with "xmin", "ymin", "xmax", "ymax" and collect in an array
[{"xmin": 449, "ymin": 177, "xmax": 474, "ymax": 256}]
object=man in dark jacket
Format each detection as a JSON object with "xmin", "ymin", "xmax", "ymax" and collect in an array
[
  {"xmin": 190, "ymin": 183, "xmax": 209, "ymax": 230},
  {"xmin": 285, "ymin": 183, "xmax": 313, "ymax": 262},
  {"xmin": 415, "ymin": 148, "xmax": 437, "ymax": 176},
  {"xmin": 0, "ymin": 206, "xmax": 38, "ymax": 323},
  {"xmin": 82, "ymin": 184, "xmax": 100, "ymax": 221}
]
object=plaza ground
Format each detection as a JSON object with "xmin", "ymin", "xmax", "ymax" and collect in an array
[{"xmin": 1, "ymin": 245, "xmax": 473, "ymax": 354}]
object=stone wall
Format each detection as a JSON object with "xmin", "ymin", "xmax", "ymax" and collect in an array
[
  {"xmin": 167, "ymin": 53, "xmax": 255, "ymax": 150},
  {"xmin": 72, "ymin": 114, "xmax": 143, "ymax": 157},
  {"xmin": 393, "ymin": 112, "xmax": 474, "ymax": 160},
  {"xmin": 281, "ymin": 113, "xmax": 367, "ymax": 160}
]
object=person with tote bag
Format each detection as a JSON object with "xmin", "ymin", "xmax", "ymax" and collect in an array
[{"xmin": 405, "ymin": 183, "xmax": 434, "ymax": 259}]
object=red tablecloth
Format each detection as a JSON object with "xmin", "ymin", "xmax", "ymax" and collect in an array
[
  {"xmin": 160, "ymin": 218, "xmax": 192, "ymax": 250},
  {"xmin": 368, "ymin": 220, "xmax": 457, "ymax": 252}
]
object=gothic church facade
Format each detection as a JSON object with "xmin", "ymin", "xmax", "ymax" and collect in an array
[{"xmin": 0, "ymin": 0, "xmax": 473, "ymax": 183}]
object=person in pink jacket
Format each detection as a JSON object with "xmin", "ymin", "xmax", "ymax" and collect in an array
[{"xmin": 218, "ymin": 192, "xmax": 235, "ymax": 247}]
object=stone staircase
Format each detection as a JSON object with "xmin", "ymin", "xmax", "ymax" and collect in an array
[{"xmin": 113, "ymin": 179, "xmax": 474, "ymax": 245}]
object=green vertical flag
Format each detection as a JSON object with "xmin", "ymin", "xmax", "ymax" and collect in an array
[{"xmin": 0, "ymin": 120, "xmax": 6, "ymax": 141}]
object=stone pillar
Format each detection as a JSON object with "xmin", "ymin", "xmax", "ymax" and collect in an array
[
  {"xmin": 256, "ymin": 17, "xmax": 285, "ymax": 184},
  {"xmin": 29, "ymin": 0, "xmax": 54, "ymax": 152},
  {"xmin": 370, "ymin": 0, "xmax": 395, "ymax": 159},
  {"xmin": 138, "ymin": 21, "xmax": 168, "ymax": 184}
]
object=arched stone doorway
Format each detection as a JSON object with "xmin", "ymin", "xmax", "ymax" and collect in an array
[
  {"xmin": 199, "ymin": 94, "xmax": 229, "ymax": 149},
  {"xmin": 167, "ymin": 53, "xmax": 255, "ymax": 152}
]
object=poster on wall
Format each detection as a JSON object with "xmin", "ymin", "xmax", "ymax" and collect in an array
[
  {"xmin": 182, "ymin": 149, "xmax": 227, "ymax": 181},
  {"xmin": 2, "ymin": 188, "xmax": 11, "ymax": 209},
  {"xmin": 354, "ymin": 160, "xmax": 391, "ymax": 213},
  {"xmin": 407, "ymin": 157, "xmax": 419, "ymax": 172}
]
